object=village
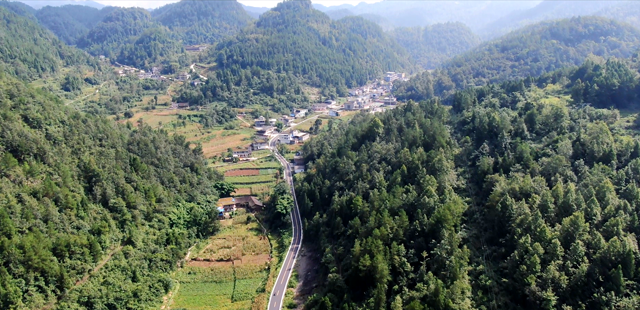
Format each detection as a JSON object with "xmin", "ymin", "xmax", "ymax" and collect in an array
[{"xmin": 103, "ymin": 61, "xmax": 408, "ymax": 219}]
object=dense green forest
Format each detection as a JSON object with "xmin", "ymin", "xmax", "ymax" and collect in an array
[
  {"xmin": 76, "ymin": 7, "xmax": 156, "ymax": 58},
  {"xmin": 391, "ymin": 22, "xmax": 480, "ymax": 70},
  {"xmin": 0, "ymin": 72, "xmax": 222, "ymax": 309},
  {"xmin": 0, "ymin": 6, "xmax": 94, "ymax": 81},
  {"xmin": 116, "ymin": 27, "xmax": 185, "ymax": 70},
  {"xmin": 151, "ymin": 0, "xmax": 253, "ymax": 45},
  {"xmin": 35, "ymin": 5, "xmax": 105, "ymax": 46},
  {"xmin": 0, "ymin": 0, "xmax": 35, "ymax": 19},
  {"xmin": 393, "ymin": 16, "xmax": 640, "ymax": 102},
  {"xmin": 173, "ymin": 66, "xmax": 308, "ymax": 113},
  {"xmin": 211, "ymin": 0, "xmax": 411, "ymax": 91},
  {"xmin": 297, "ymin": 53, "xmax": 640, "ymax": 309}
]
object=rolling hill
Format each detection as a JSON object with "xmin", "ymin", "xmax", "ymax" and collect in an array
[
  {"xmin": 391, "ymin": 22, "xmax": 481, "ymax": 69},
  {"xmin": 0, "ymin": 6, "xmax": 93, "ymax": 80},
  {"xmin": 76, "ymin": 7, "xmax": 156, "ymax": 58},
  {"xmin": 394, "ymin": 16, "xmax": 640, "ymax": 101},
  {"xmin": 212, "ymin": 0, "xmax": 412, "ymax": 89},
  {"xmin": 35, "ymin": 5, "xmax": 103, "ymax": 45},
  {"xmin": 151, "ymin": 0, "xmax": 253, "ymax": 45}
]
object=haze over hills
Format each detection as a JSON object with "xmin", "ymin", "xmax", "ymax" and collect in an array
[
  {"xmin": 479, "ymin": 0, "xmax": 624, "ymax": 39},
  {"xmin": 394, "ymin": 16, "xmax": 640, "ymax": 101},
  {"xmin": 313, "ymin": 1, "xmax": 540, "ymax": 30},
  {"xmin": 35, "ymin": 5, "xmax": 104, "ymax": 45},
  {"xmin": 391, "ymin": 22, "xmax": 481, "ymax": 70}
]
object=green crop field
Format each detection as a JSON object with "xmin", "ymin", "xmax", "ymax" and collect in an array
[
  {"xmin": 226, "ymin": 175, "xmax": 276, "ymax": 184},
  {"xmin": 169, "ymin": 212, "xmax": 272, "ymax": 310}
]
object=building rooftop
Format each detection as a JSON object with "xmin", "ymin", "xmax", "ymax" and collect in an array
[{"xmin": 217, "ymin": 197, "xmax": 235, "ymax": 206}]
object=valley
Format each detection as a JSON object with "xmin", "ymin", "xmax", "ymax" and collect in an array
[{"xmin": 2, "ymin": 0, "xmax": 640, "ymax": 310}]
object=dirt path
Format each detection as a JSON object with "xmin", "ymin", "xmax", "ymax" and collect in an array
[
  {"xmin": 74, "ymin": 245, "xmax": 123, "ymax": 287},
  {"xmin": 237, "ymin": 115, "xmax": 251, "ymax": 126},
  {"xmin": 40, "ymin": 245, "xmax": 123, "ymax": 310},
  {"xmin": 65, "ymin": 82, "xmax": 107, "ymax": 106}
]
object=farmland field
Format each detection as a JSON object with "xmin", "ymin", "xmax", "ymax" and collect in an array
[
  {"xmin": 225, "ymin": 175, "xmax": 276, "ymax": 185},
  {"xmin": 169, "ymin": 211, "xmax": 271, "ymax": 310}
]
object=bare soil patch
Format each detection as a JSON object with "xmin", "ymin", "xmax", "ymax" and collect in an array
[
  {"xmin": 225, "ymin": 169, "xmax": 260, "ymax": 177},
  {"xmin": 187, "ymin": 260, "xmax": 233, "ymax": 267},
  {"xmin": 237, "ymin": 254, "xmax": 271, "ymax": 265},
  {"xmin": 294, "ymin": 247, "xmax": 320, "ymax": 309}
]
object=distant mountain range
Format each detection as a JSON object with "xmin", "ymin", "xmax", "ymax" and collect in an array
[{"xmin": 17, "ymin": 0, "xmax": 104, "ymax": 9}]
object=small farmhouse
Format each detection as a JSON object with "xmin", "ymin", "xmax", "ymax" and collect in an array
[{"xmin": 233, "ymin": 148, "xmax": 253, "ymax": 158}]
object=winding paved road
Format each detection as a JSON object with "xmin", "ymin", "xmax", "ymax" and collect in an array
[{"xmin": 267, "ymin": 135, "xmax": 303, "ymax": 310}]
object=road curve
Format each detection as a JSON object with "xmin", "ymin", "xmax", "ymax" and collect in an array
[{"xmin": 267, "ymin": 136, "xmax": 304, "ymax": 310}]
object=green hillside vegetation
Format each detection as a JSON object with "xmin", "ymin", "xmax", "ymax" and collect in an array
[
  {"xmin": 116, "ymin": 27, "xmax": 185, "ymax": 70},
  {"xmin": 0, "ymin": 0, "xmax": 35, "ymax": 19},
  {"xmin": 0, "ymin": 7, "xmax": 94, "ymax": 81},
  {"xmin": 173, "ymin": 67, "xmax": 308, "ymax": 113},
  {"xmin": 479, "ymin": 1, "xmax": 617, "ymax": 39},
  {"xmin": 77, "ymin": 7, "xmax": 156, "ymax": 58},
  {"xmin": 596, "ymin": 2, "xmax": 640, "ymax": 31},
  {"xmin": 0, "ymin": 72, "xmax": 222, "ymax": 309},
  {"xmin": 297, "ymin": 55, "xmax": 640, "ymax": 309},
  {"xmin": 35, "ymin": 5, "xmax": 103, "ymax": 45},
  {"xmin": 394, "ymin": 16, "xmax": 640, "ymax": 102},
  {"xmin": 152, "ymin": 0, "xmax": 253, "ymax": 45},
  {"xmin": 212, "ymin": 0, "xmax": 412, "ymax": 92},
  {"xmin": 391, "ymin": 22, "xmax": 480, "ymax": 70}
]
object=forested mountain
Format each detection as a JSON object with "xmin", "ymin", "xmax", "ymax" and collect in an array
[
  {"xmin": 394, "ymin": 16, "xmax": 640, "ymax": 101},
  {"xmin": 76, "ymin": 7, "xmax": 156, "ymax": 58},
  {"xmin": 212, "ymin": 0, "xmax": 411, "ymax": 92},
  {"xmin": 596, "ymin": 2, "xmax": 640, "ymax": 31},
  {"xmin": 241, "ymin": 4, "xmax": 269, "ymax": 19},
  {"xmin": 0, "ymin": 71, "xmax": 221, "ymax": 309},
  {"xmin": 152, "ymin": 0, "xmax": 253, "ymax": 45},
  {"xmin": 19, "ymin": 0, "xmax": 104, "ymax": 10},
  {"xmin": 35, "ymin": 5, "xmax": 103, "ymax": 45},
  {"xmin": 0, "ymin": 0, "xmax": 35, "ymax": 19},
  {"xmin": 480, "ymin": 0, "xmax": 620, "ymax": 39},
  {"xmin": 392, "ymin": 23, "xmax": 481, "ymax": 70},
  {"xmin": 297, "ymin": 54, "xmax": 640, "ymax": 309},
  {"xmin": 313, "ymin": 1, "xmax": 538, "ymax": 30},
  {"xmin": 0, "ymin": 6, "xmax": 93, "ymax": 80},
  {"xmin": 116, "ymin": 27, "xmax": 184, "ymax": 70}
]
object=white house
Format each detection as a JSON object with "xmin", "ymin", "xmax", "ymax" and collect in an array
[
  {"xmin": 383, "ymin": 97, "xmax": 397, "ymax": 105},
  {"xmin": 269, "ymin": 118, "xmax": 277, "ymax": 126},
  {"xmin": 233, "ymin": 148, "xmax": 253, "ymax": 158},
  {"xmin": 278, "ymin": 133, "xmax": 293, "ymax": 144},
  {"xmin": 254, "ymin": 116, "xmax": 266, "ymax": 127},
  {"xmin": 294, "ymin": 109, "xmax": 308, "ymax": 118}
]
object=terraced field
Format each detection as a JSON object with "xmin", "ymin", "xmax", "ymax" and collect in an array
[{"xmin": 169, "ymin": 211, "xmax": 271, "ymax": 310}]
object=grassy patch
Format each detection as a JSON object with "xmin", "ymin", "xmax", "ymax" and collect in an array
[
  {"xmin": 170, "ymin": 212, "xmax": 273, "ymax": 310},
  {"xmin": 226, "ymin": 175, "xmax": 276, "ymax": 185}
]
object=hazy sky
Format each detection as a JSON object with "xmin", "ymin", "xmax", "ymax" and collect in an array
[{"xmin": 95, "ymin": 0, "xmax": 383, "ymax": 9}]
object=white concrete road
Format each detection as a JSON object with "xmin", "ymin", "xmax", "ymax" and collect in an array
[{"xmin": 267, "ymin": 136, "xmax": 304, "ymax": 310}]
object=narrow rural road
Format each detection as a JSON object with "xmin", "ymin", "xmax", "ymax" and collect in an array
[{"xmin": 267, "ymin": 135, "xmax": 303, "ymax": 310}]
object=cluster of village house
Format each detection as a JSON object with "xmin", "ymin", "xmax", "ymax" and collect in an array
[{"xmin": 216, "ymin": 195, "xmax": 264, "ymax": 217}]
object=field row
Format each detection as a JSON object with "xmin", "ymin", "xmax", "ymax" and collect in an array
[{"xmin": 226, "ymin": 175, "xmax": 276, "ymax": 184}]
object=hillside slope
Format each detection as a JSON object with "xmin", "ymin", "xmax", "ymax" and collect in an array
[
  {"xmin": 76, "ymin": 7, "xmax": 156, "ymax": 58},
  {"xmin": 394, "ymin": 16, "xmax": 640, "ymax": 101},
  {"xmin": 0, "ymin": 71, "xmax": 221, "ymax": 309},
  {"xmin": 298, "ymin": 56, "xmax": 640, "ymax": 310},
  {"xmin": 35, "ymin": 5, "xmax": 103, "ymax": 45},
  {"xmin": 212, "ymin": 0, "xmax": 411, "ymax": 90},
  {"xmin": 0, "ymin": 7, "xmax": 92, "ymax": 80},
  {"xmin": 392, "ymin": 22, "xmax": 481, "ymax": 69},
  {"xmin": 152, "ymin": 0, "xmax": 252, "ymax": 45}
]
